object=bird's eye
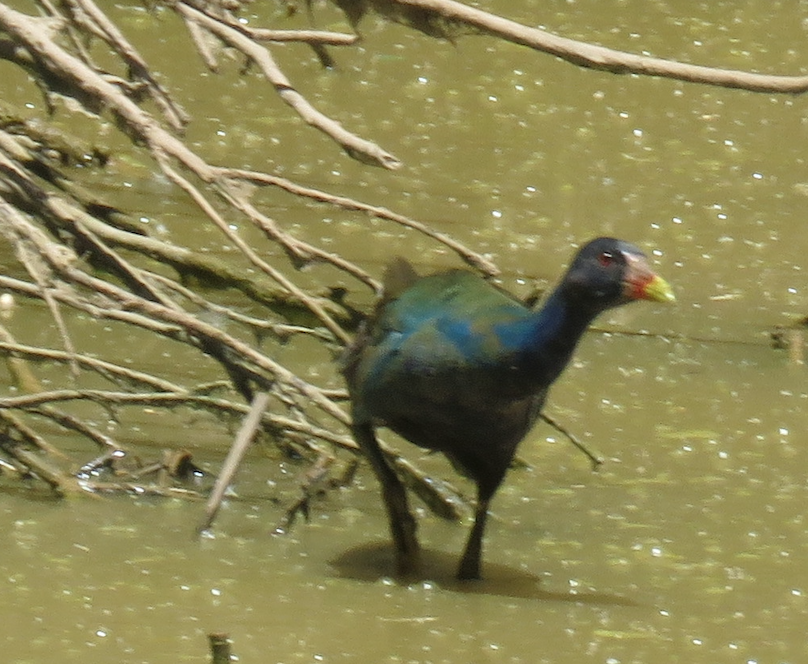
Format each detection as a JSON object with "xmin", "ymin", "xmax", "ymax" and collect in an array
[{"xmin": 597, "ymin": 251, "xmax": 615, "ymax": 266}]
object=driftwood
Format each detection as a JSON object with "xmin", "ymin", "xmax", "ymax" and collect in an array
[
  {"xmin": 0, "ymin": 0, "xmax": 800, "ymax": 522},
  {"xmin": 367, "ymin": 0, "xmax": 808, "ymax": 94}
]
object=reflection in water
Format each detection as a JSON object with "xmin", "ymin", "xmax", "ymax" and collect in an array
[{"xmin": 330, "ymin": 541, "xmax": 641, "ymax": 607}]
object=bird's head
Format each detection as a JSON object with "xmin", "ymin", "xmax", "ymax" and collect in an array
[{"xmin": 562, "ymin": 237, "xmax": 675, "ymax": 311}]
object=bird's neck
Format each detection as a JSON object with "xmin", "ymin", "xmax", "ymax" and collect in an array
[{"xmin": 496, "ymin": 288, "xmax": 599, "ymax": 387}]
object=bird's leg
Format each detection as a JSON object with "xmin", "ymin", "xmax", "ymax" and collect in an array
[
  {"xmin": 457, "ymin": 491, "xmax": 492, "ymax": 581},
  {"xmin": 352, "ymin": 422, "xmax": 419, "ymax": 572}
]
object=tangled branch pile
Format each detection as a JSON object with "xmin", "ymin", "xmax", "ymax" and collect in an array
[
  {"xmin": 0, "ymin": 0, "xmax": 500, "ymax": 518},
  {"xmin": 0, "ymin": 0, "xmax": 804, "ymax": 517}
]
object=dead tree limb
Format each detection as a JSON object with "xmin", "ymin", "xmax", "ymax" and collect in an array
[{"xmin": 384, "ymin": 0, "xmax": 808, "ymax": 93}]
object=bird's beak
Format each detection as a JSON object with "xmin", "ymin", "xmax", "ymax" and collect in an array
[
  {"xmin": 636, "ymin": 274, "xmax": 676, "ymax": 303},
  {"xmin": 622, "ymin": 254, "xmax": 676, "ymax": 303}
]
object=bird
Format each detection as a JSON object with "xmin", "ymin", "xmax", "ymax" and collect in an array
[{"xmin": 341, "ymin": 237, "xmax": 675, "ymax": 580}]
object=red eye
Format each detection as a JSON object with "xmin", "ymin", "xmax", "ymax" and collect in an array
[{"xmin": 598, "ymin": 251, "xmax": 615, "ymax": 266}]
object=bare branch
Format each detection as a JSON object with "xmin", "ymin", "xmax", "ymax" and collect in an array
[
  {"xmin": 390, "ymin": 0, "xmax": 808, "ymax": 93},
  {"xmin": 175, "ymin": 1, "xmax": 401, "ymax": 169}
]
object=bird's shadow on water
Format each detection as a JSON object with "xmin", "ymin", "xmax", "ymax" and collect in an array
[{"xmin": 329, "ymin": 541, "xmax": 640, "ymax": 606}]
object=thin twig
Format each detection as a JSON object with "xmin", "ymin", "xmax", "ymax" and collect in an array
[
  {"xmin": 62, "ymin": 0, "xmax": 189, "ymax": 129},
  {"xmin": 199, "ymin": 391, "xmax": 271, "ymax": 533},
  {"xmin": 247, "ymin": 28, "xmax": 358, "ymax": 45},
  {"xmin": 540, "ymin": 412, "xmax": 602, "ymax": 470},
  {"xmin": 224, "ymin": 168, "xmax": 500, "ymax": 277},
  {"xmin": 0, "ymin": 340, "xmax": 185, "ymax": 392},
  {"xmin": 159, "ymin": 159, "xmax": 351, "ymax": 343}
]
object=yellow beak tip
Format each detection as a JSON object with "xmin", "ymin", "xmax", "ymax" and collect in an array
[{"xmin": 644, "ymin": 275, "xmax": 676, "ymax": 303}]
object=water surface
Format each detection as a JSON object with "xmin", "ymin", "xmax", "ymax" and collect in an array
[{"xmin": 1, "ymin": 1, "xmax": 807, "ymax": 662}]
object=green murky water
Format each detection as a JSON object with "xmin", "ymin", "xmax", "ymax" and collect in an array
[{"xmin": 1, "ymin": 1, "xmax": 807, "ymax": 662}]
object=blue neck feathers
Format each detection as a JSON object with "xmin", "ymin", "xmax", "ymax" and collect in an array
[{"xmin": 492, "ymin": 288, "xmax": 598, "ymax": 386}]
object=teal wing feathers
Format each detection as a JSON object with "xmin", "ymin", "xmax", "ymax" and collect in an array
[{"xmin": 345, "ymin": 269, "xmax": 545, "ymax": 459}]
